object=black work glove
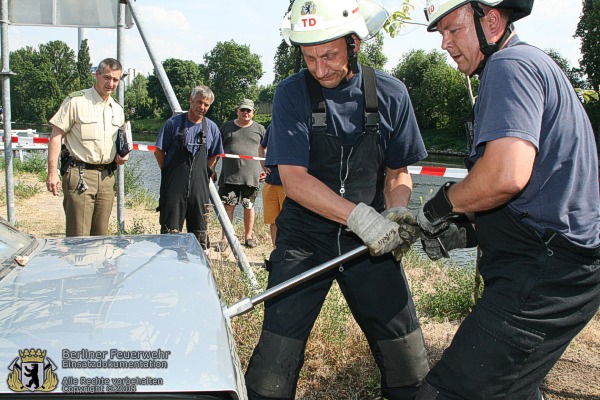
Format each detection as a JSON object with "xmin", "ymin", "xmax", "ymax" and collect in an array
[
  {"xmin": 382, "ymin": 207, "xmax": 420, "ymax": 261},
  {"xmin": 417, "ymin": 181, "xmax": 456, "ymax": 236},
  {"xmin": 421, "ymin": 220, "xmax": 477, "ymax": 261}
]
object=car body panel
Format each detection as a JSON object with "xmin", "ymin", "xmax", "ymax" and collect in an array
[{"xmin": 0, "ymin": 230, "xmax": 246, "ymax": 399}]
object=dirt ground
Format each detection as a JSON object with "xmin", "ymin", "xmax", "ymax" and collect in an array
[{"xmin": 8, "ymin": 180, "xmax": 600, "ymax": 400}]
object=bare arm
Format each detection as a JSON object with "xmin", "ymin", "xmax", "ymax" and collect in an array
[
  {"xmin": 258, "ymin": 145, "xmax": 270, "ymax": 174},
  {"xmin": 384, "ymin": 167, "xmax": 412, "ymax": 209},
  {"xmin": 207, "ymin": 155, "xmax": 219, "ymax": 171},
  {"xmin": 448, "ymin": 137, "xmax": 536, "ymax": 213},
  {"xmin": 279, "ymin": 164, "xmax": 356, "ymax": 225},
  {"xmin": 207, "ymin": 155, "xmax": 220, "ymax": 182},
  {"xmin": 46, "ymin": 126, "xmax": 64, "ymax": 196},
  {"xmin": 154, "ymin": 148, "xmax": 166, "ymax": 170}
]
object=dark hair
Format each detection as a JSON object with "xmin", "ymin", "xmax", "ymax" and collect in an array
[{"xmin": 97, "ymin": 58, "xmax": 123, "ymax": 74}]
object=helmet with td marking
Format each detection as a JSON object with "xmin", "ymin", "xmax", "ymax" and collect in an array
[{"xmin": 281, "ymin": 0, "xmax": 389, "ymax": 46}]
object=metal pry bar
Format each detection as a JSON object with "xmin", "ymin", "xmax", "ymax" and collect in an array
[{"xmin": 225, "ymin": 245, "xmax": 369, "ymax": 318}]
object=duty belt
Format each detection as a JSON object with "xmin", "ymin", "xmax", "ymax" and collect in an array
[{"xmin": 71, "ymin": 159, "xmax": 116, "ymax": 171}]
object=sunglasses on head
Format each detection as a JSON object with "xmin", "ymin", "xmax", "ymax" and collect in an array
[{"xmin": 240, "ymin": 108, "xmax": 253, "ymax": 113}]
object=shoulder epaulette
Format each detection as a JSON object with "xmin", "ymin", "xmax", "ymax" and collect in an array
[{"xmin": 68, "ymin": 91, "xmax": 84, "ymax": 98}]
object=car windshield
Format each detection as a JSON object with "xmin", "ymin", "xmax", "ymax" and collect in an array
[{"xmin": 0, "ymin": 218, "xmax": 36, "ymax": 264}]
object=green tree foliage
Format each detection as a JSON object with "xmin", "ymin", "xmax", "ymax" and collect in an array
[
  {"xmin": 272, "ymin": 0, "xmax": 298, "ymax": 83},
  {"xmin": 77, "ymin": 39, "xmax": 95, "ymax": 89},
  {"xmin": 38, "ymin": 40, "xmax": 79, "ymax": 95},
  {"xmin": 575, "ymin": 0, "xmax": 600, "ymax": 137},
  {"xmin": 203, "ymin": 40, "xmax": 263, "ymax": 123},
  {"xmin": 147, "ymin": 58, "xmax": 203, "ymax": 119},
  {"xmin": 392, "ymin": 49, "xmax": 475, "ymax": 132},
  {"xmin": 576, "ymin": 0, "xmax": 600, "ymax": 89},
  {"xmin": 125, "ymin": 74, "xmax": 157, "ymax": 120},
  {"xmin": 358, "ymin": 33, "xmax": 387, "ymax": 70},
  {"xmin": 10, "ymin": 46, "xmax": 63, "ymax": 123},
  {"xmin": 545, "ymin": 48, "xmax": 585, "ymax": 89},
  {"xmin": 258, "ymin": 84, "xmax": 276, "ymax": 103},
  {"xmin": 383, "ymin": 0, "xmax": 413, "ymax": 38},
  {"xmin": 273, "ymin": 40, "xmax": 301, "ymax": 83}
]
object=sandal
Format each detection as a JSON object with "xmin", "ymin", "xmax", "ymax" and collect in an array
[{"xmin": 245, "ymin": 238, "xmax": 257, "ymax": 248}]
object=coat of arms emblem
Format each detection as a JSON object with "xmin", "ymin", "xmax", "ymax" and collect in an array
[
  {"xmin": 7, "ymin": 348, "xmax": 58, "ymax": 392},
  {"xmin": 301, "ymin": 1, "xmax": 316, "ymax": 15}
]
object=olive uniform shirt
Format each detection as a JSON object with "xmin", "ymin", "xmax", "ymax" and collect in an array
[{"xmin": 49, "ymin": 87, "xmax": 124, "ymax": 164}]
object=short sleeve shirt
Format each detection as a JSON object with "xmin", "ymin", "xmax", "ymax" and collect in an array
[
  {"xmin": 49, "ymin": 87, "xmax": 124, "ymax": 164},
  {"xmin": 471, "ymin": 37, "xmax": 600, "ymax": 246},
  {"xmin": 260, "ymin": 126, "xmax": 282, "ymax": 186},
  {"xmin": 155, "ymin": 113, "xmax": 223, "ymax": 168},
  {"xmin": 266, "ymin": 65, "xmax": 427, "ymax": 171},
  {"xmin": 218, "ymin": 120, "xmax": 265, "ymax": 188}
]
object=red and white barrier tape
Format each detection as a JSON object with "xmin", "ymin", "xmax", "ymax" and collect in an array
[
  {"xmin": 1, "ymin": 136, "xmax": 49, "ymax": 145},
  {"xmin": 2, "ymin": 136, "xmax": 468, "ymax": 178},
  {"xmin": 407, "ymin": 165, "xmax": 467, "ymax": 179},
  {"xmin": 132, "ymin": 143, "xmax": 156, "ymax": 152},
  {"xmin": 217, "ymin": 153, "xmax": 264, "ymax": 161},
  {"xmin": 215, "ymin": 154, "xmax": 468, "ymax": 178}
]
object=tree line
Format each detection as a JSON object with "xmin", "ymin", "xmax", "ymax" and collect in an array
[{"xmin": 3, "ymin": 0, "xmax": 599, "ymax": 136}]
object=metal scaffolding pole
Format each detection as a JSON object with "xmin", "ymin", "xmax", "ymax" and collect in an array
[
  {"xmin": 1, "ymin": 0, "xmax": 15, "ymax": 224},
  {"xmin": 116, "ymin": 1, "xmax": 126, "ymax": 233},
  {"xmin": 125, "ymin": 0, "xmax": 259, "ymax": 292},
  {"xmin": 126, "ymin": 0, "xmax": 180, "ymax": 115}
]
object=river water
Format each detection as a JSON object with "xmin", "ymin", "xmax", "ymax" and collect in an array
[
  {"xmin": 16, "ymin": 125, "xmax": 476, "ymax": 267},
  {"xmin": 128, "ymin": 142, "xmax": 477, "ymax": 267}
]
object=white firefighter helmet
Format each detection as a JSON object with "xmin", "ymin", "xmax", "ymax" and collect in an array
[
  {"xmin": 281, "ymin": 0, "xmax": 389, "ymax": 46},
  {"xmin": 424, "ymin": 0, "xmax": 534, "ymax": 31}
]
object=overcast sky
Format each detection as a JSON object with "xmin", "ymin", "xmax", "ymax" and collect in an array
[{"xmin": 7, "ymin": 0, "xmax": 584, "ymax": 86}]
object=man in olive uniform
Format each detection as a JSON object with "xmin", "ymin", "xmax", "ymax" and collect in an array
[{"xmin": 47, "ymin": 58, "xmax": 129, "ymax": 237}]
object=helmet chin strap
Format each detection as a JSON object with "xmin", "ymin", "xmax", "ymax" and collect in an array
[
  {"xmin": 345, "ymin": 35, "xmax": 359, "ymax": 75},
  {"xmin": 470, "ymin": 2, "xmax": 514, "ymax": 76}
]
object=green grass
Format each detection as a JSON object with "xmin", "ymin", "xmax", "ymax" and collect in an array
[
  {"xmin": 0, "ymin": 153, "xmax": 48, "ymax": 181},
  {"xmin": 121, "ymin": 158, "xmax": 159, "ymax": 210},
  {"xmin": 132, "ymin": 131, "xmax": 158, "ymax": 143},
  {"xmin": 212, "ymin": 219, "xmax": 481, "ymax": 398},
  {"xmin": 253, "ymin": 114, "xmax": 272, "ymax": 128},
  {"xmin": 14, "ymin": 182, "xmax": 43, "ymax": 199},
  {"xmin": 130, "ymin": 118, "xmax": 164, "ymax": 134},
  {"xmin": 0, "ymin": 181, "xmax": 43, "ymax": 203},
  {"xmin": 412, "ymin": 261, "xmax": 482, "ymax": 322},
  {"xmin": 420, "ymin": 128, "xmax": 469, "ymax": 154},
  {"xmin": 122, "ymin": 218, "xmax": 154, "ymax": 235}
]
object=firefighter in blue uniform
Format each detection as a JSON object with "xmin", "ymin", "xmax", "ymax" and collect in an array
[
  {"xmin": 413, "ymin": 1, "xmax": 600, "ymax": 398},
  {"xmin": 244, "ymin": 0, "xmax": 430, "ymax": 398}
]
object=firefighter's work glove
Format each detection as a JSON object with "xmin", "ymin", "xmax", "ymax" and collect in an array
[
  {"xmin": 382, "ymin": 207, "xmax": 420, "ymax": 261},
  {"xmin": 347, "ymin": 203, "xmax": 402, "ymax": 257},
  {"xmin": 421, "ymin": 221, "xmax": 477, "ymax": 261},
  {"xmin": 417, "ymin": 181, "xmax": 456, "ymax": 236}
]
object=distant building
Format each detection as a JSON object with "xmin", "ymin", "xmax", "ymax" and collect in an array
[
  {"xmin": 125, "ymin": 68, "xmax": 140, "ymax": 87},
  {"xmin": 89, "ymin": 66, "xmax": 139, "ymax": 87}
]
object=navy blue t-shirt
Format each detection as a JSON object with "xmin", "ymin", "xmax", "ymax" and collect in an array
[
  {"xmin": 260, "ymin": 126, "xmax": 282, "ymax": 186},
  {"xmin": 471, "ymin": 36, "xmax": 600, "ymax": 246},
  {"xmin": 155, "ymin": 113, "xmax": 223, "ymax": 168},
  {"xmin": 266, "ymin": 65, "xmax": 427, "ymax": 171}
]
